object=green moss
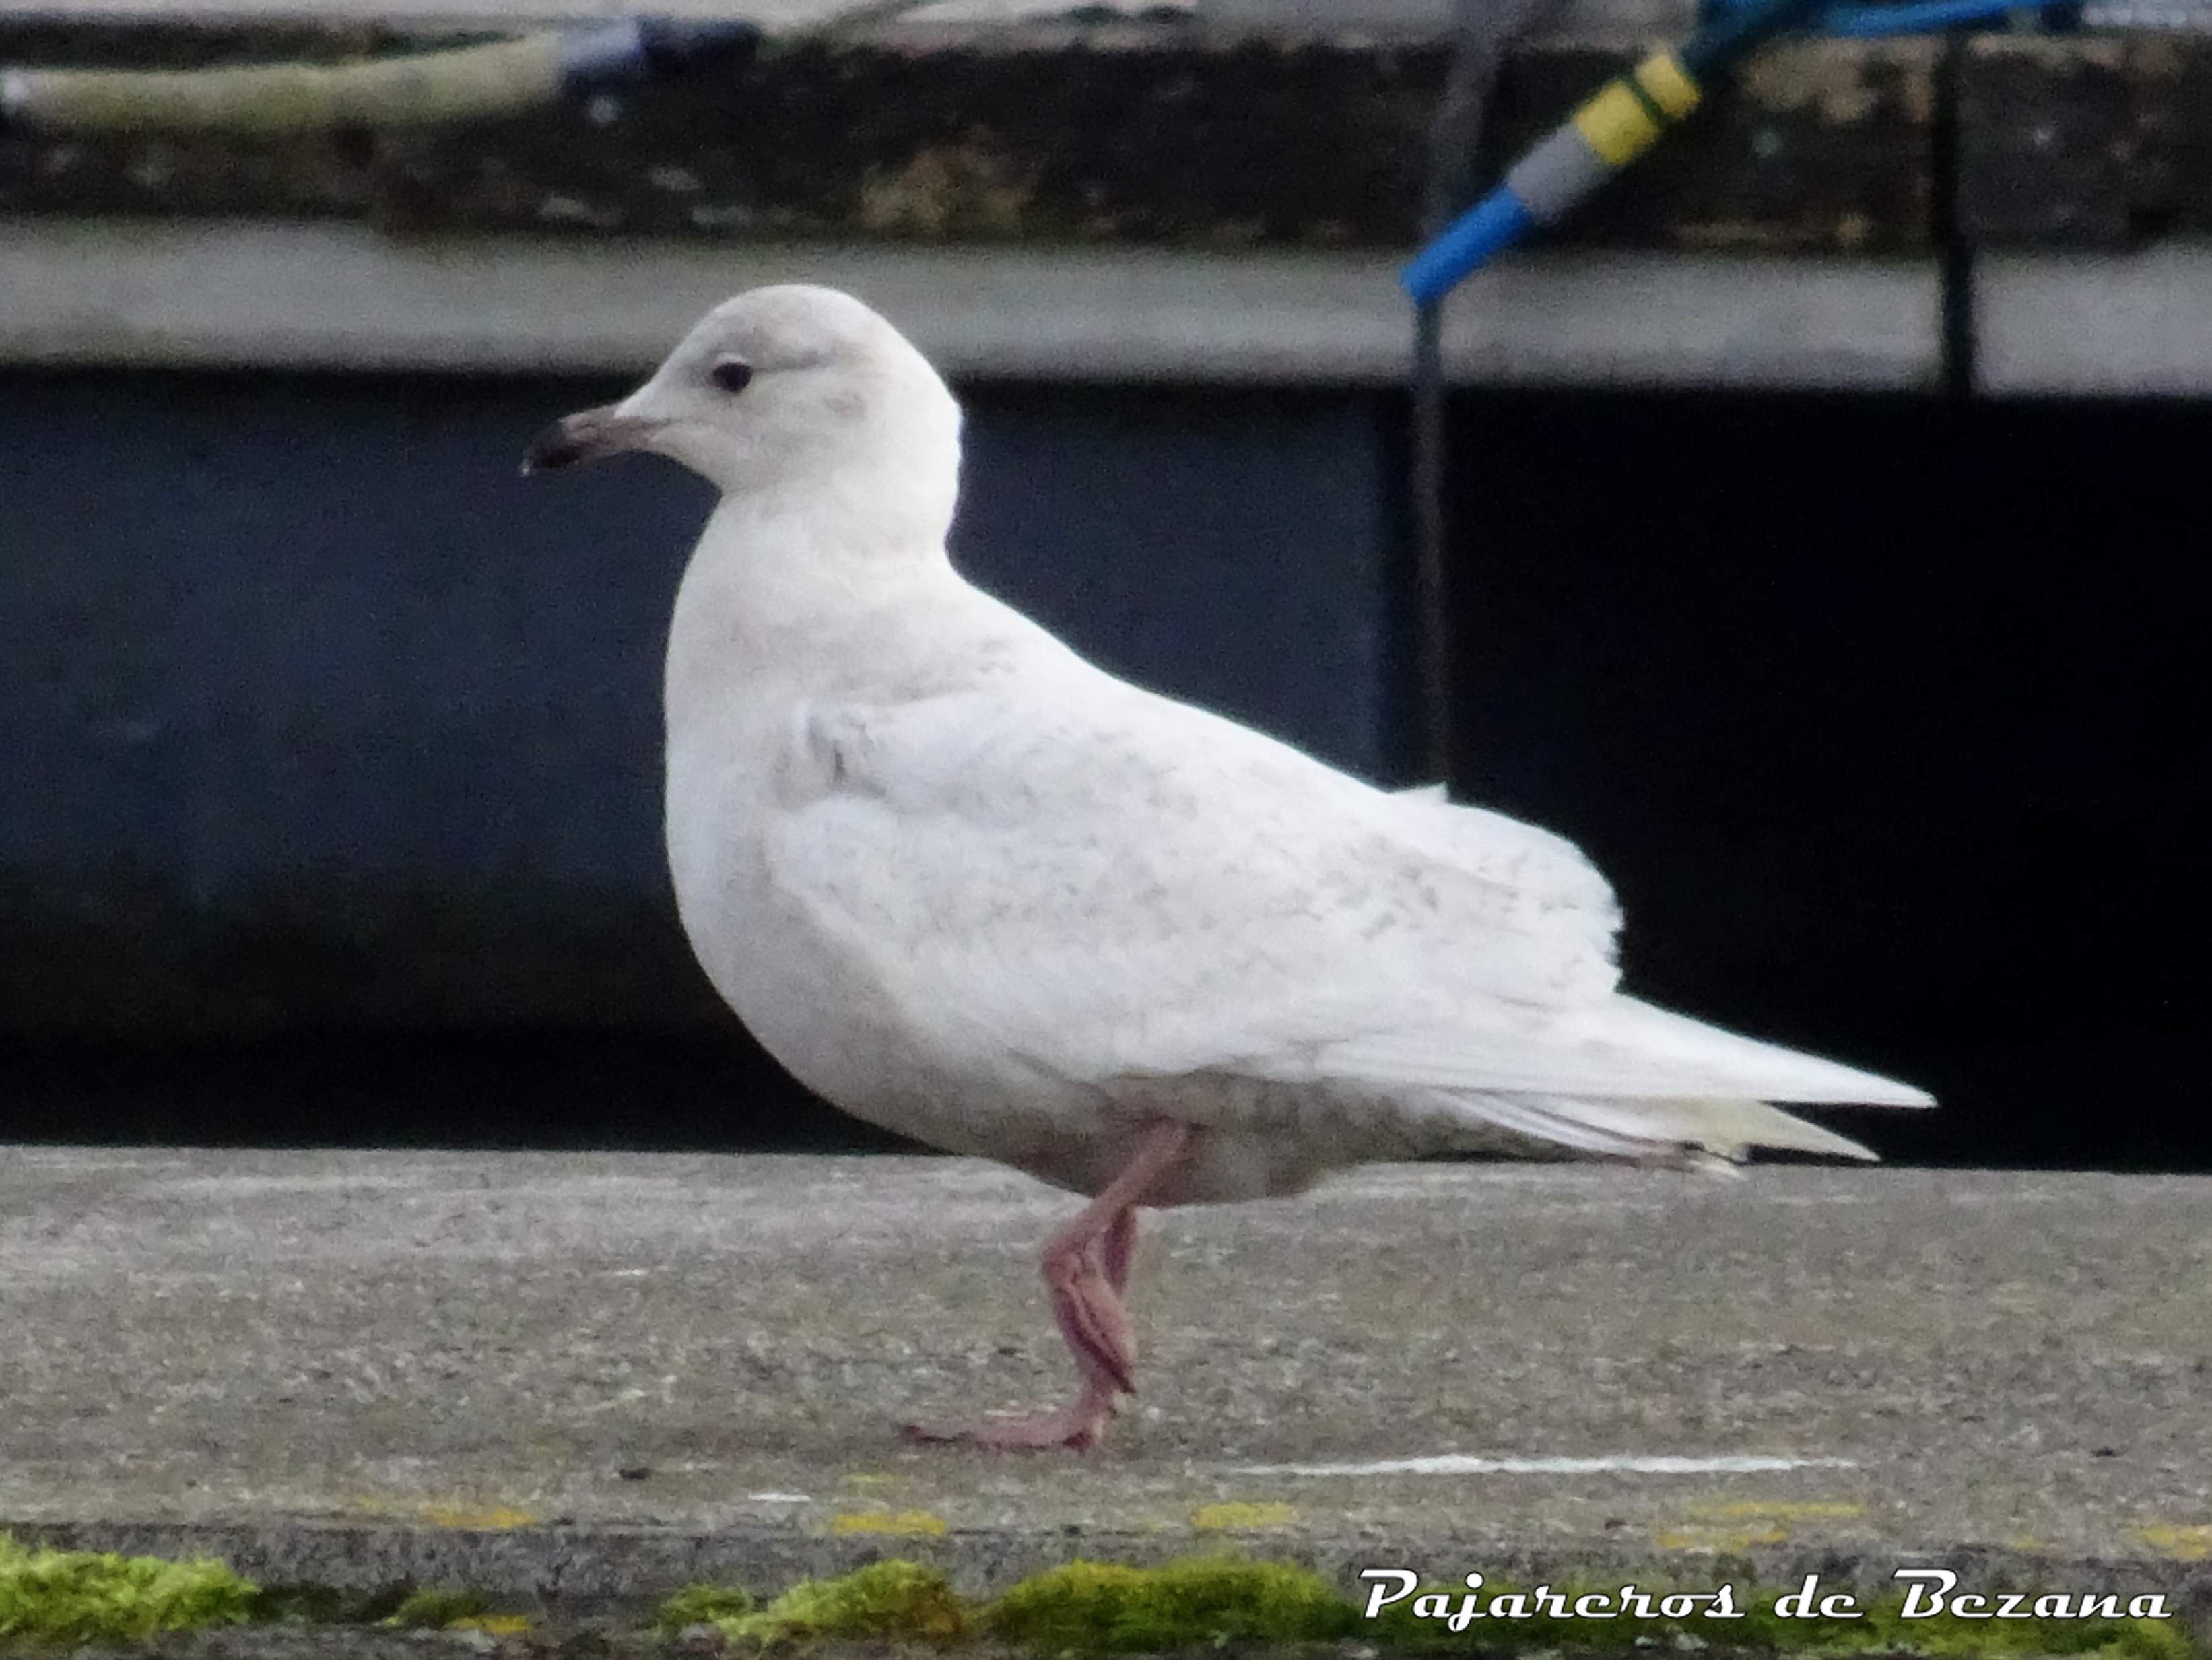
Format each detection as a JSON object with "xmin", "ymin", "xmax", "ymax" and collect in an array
[
  {"xmin": 716, "ymin": 1561, "xmax": 970, "ymax": 1647},
  {"xmin": 989, "ymin": 1557, "xmax": 1358, "ymax": 1651},
  {"xmin": 654, "ymin": 1583, "xmax": 759, "ymax": 1630},
  {"xmin": 0, "ymin": 1531, "xmax": 257, "ymax": 1646},
  {"xmin": 382, "ymin": 1586, "xmax": 492, "ymax": 1628}
]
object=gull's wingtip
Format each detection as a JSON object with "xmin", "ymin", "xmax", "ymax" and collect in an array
[{"xmin": 1858, "ymin": 1079, "xmax": 1937, "ymax": 1110}]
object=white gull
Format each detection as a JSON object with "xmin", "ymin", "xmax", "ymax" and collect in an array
[{"xmin": 525, "ymin": 284, "xmax": 1932, "ymax": 1449}]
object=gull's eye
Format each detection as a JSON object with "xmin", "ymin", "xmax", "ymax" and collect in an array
[{"xmin": 710, "ymin": 358, "xmax": 754, "ymax": 394}]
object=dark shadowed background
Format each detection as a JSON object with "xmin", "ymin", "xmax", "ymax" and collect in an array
[{"xmin": 3, "ymin": 369, "xmax": 2203, "ymax": 1168}]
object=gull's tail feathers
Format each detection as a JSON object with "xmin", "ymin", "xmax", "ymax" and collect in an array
[
  {"xmin": 1327, "ymin": 995, "xmax": 1934, "ymax": 1110},
  {"xmin": 1436, "ymin": 1088, "xmax": 1881, "ymax": 1168}
]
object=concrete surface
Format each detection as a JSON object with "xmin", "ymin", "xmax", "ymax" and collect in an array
[{"xmin": 4, "ymin": 1149, "xmax": 2211, "ymax": 1619}]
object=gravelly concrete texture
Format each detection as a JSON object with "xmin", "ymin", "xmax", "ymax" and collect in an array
[{"xmin": 3, "ymin": 1148, "xmax": 2210, "ymax": 1617}]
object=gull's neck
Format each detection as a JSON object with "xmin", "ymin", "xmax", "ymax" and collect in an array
[{"xmin": 665, "ymin": 464, "xmax": 966, "ymax": 700}]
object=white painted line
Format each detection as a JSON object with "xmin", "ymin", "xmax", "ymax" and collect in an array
[
  {"xmin": 745, "ymin": 1490, "xmax": 813, "ymax": 1502},
  {"xmin": 1236, "ymin": 1453, "xmax": 1858, "ymax": 1477}
]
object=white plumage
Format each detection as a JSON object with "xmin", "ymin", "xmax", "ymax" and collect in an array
[{"xmin": 527, "ymin": 283, "xmax": 1931, "ymax": 1446}]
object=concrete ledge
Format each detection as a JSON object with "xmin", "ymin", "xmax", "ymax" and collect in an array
[
  {"xmin": 5, "ymin": 1148, "xmax": 2211, "ymax": 1617},
  {"xmin": 1976, "ymin": 242, "xmax": 2212, "ymax": 396},
  {"xmin": 0, "ymin": 218, "xmax": 1941, "ymax": 386}
]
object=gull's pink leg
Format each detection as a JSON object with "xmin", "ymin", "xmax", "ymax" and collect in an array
[
  {"xmin": 906, "ymin": 1120, "xmax": 1191, "ymax": 1451},
  {"xmin": 1100, "ymin": 1206, "xmax": 1137, "ymax": 1296}
]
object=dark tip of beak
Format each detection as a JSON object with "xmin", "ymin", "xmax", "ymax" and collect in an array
[
  {"xmin": 521, "ymin": 408, "xmax": 662, "ymax": 477},
  {"xmin": 521, "ymin": 419, "xmax": 590, "ymax": 477}
]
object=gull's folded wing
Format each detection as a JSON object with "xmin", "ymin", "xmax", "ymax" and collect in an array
[{"xmin": 760, "ymin": 618, "xmax": 1926, "ymax": 1137}]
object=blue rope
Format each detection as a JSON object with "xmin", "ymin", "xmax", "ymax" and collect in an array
[
  {"xmin": 1404, "ymin": 0, "xmax": 2069, "ymax": 300},
  {"xmin": 1821, "ymin": 0, "xmax": 2050, "ymax": 31}
]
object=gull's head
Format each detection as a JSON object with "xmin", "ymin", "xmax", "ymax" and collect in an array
[{"xmin": 523, "ymin": 284, "xmax": 962, "ymax": 526}]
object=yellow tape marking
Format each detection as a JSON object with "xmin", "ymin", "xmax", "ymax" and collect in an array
[
  {"xmin": 416, "ymin": 1504, "xmax": 538, "ymax": 1530},
  {"xmin": 1191, "ymin": 1501, "xmax": 1298, "ymax": 1531},
  {"xmin": 1634, "ymin": 52, "xmax": 1702, "ymax": 118},
  {"xmin": 1573, "ymin": 81, "xmax": 1665, "ymax": 167},
  {"xmin": 829, "ymin": 1509, "xmax": 949, "ymax": 1537},
  {"xmin": 454, "ymin": 1615, "xmax": 534, "ymax": 1634},
  {"xmin": 1660, "ymin": 1496, "xmax": 1864, "ymax": 1547},
  {"xmin": 2139, "ymin": 1523, "xmax": 2212, "ymax": 1561}
]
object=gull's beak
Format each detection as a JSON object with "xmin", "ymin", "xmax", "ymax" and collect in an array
[{"xmin": 521, "ymin": 405, "xmax": 664, "ymax": 475}]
